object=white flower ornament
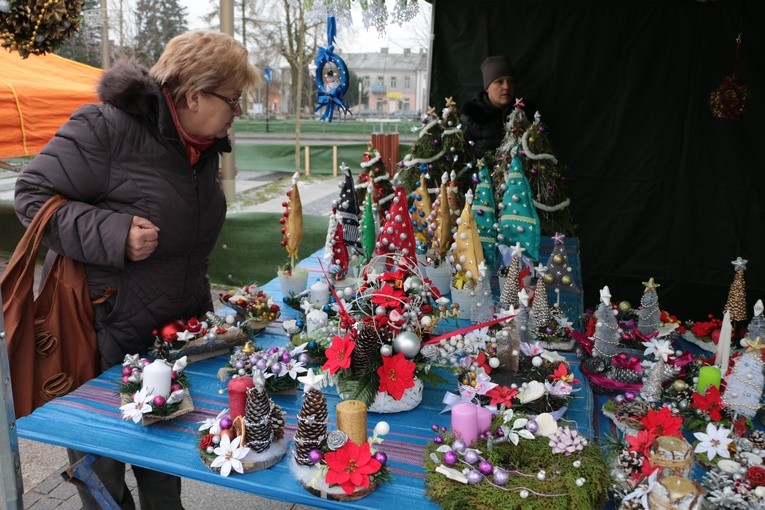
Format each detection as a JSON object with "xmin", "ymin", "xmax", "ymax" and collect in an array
[
  {"xmin": 694, "ymin": 423, "xmax": 733, "ymax": 461},
  {"xmin": 210, "ymin": 434, "xmax": 250, "ymax": 477},
  {"xmin": 119, "ymin": 388, "xmax": 153, "ymax": 423}
]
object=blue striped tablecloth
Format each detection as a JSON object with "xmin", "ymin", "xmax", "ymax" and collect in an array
[{"xmin": 16, "ymin": 249, "xmax": 597, "ymax": 510}]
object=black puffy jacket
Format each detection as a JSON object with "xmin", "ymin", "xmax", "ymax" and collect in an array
[
  {"xmin": 461, "ymin": 92, "xmax": 537, "ymax": 158},
  {"xmin": 14, "ymin": 59, "xmax": 228, "ymax": 368}
]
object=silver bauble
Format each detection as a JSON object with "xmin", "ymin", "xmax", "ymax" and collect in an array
[{"xmin": 393, "ymin": 331, "xmax": 421, "ymax": 358}]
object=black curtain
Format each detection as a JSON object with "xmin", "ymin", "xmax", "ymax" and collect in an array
[{"xmin": 431, "ymin": 0, "xmax": 765, "ymax": 320}]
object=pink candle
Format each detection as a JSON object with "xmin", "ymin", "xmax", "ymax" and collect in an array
[
  {"xmin": 476, "ymin": 406, "xmax": 493, "ymax": 434},
  {"xmin": 227, "ymin": 376, "xmax": 254, "ymax": 419},
  {"xmin": 451, "ymin": 403, "xmax": 479, "ymax": 446}
]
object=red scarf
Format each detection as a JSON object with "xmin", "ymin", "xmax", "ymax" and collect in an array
[{"xmin": 162, "ymin": 89, "xmax": 215, "ymax": 165}]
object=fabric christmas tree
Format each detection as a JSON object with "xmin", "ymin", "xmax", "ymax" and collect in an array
[
  {"xmin": 323, "ymin": 208, "xmax": 349, "ymax": 280},
  {"xmin": 375, "ymin": 186, "xmax": 418, "ymax": 270},
  {"xmin": 438, "ymin": 97, "xmax": 475, "ymax": 195},
  {"xmin": 722, "ymin": 336, "xmax": 765, "ymax": 418},
  {"xmin": 426, "ymin": 172, "xmax": 455, "ymax": 264},
  {"xmin": 530, "ymin": 264, "xmax": 552, "ymax": 330},
  {"xmin": 472, "ymin": 160, "xmax": 499, "ymax": 272},
  {"xmin": 499, "ymin": 243, "xmax": 525, "ymax": 310},
  {"xmin": 357, "ymin": 148, "xmax": 394, "ymax": 223},
  {"xmin": 498, "ymin": 151, "xmax": 540, "ymax": 261},
  {"xmin": 591, "ymin": 286, "xmax": 622, "ymax": 357},
  {"xmin": 335, "ymin": 163, "xmax": 362, "ymax": 256},
  {"xmin": 360, "ymin": 183, "xmax": 377, "ymax": 264},
  {"xmin": 518, "ymin": 111, "xmax": 575, "ymax": 236},
  {"xmin": 637, "ymin": 278, "xmax": 661, "ymax": 337},
  {"xmin": 244, "ymin": 371, "xmax": 274, "ymax": 452},
  {"xmin": 280, "ymin": 172, "xmax": 303, "ymax": 267},
  {"xmin": 746, "ymin": 299, "xmax": 765, "ymax": 340},
  {"xmin": 544, "ymin": 232, "xmax": 579, "ymax": 292},
  {"xmin": 516, "ymin": 289, "xmax": 536, "ymax": 344},
  {"xmin": 449, "ymin": 189, "xmax": 486, "ymax": 289},
  {"xmin": 410, "ymin": 174, "xmax": 433, "ymax": 252},
  {"xmin": 294, "ymin": 370, "xmax": 329, "ymax": 466},
  {"xmin": 446, "ymin": 170, "xmax": 462, "ymax": 230},
  {"xmin": 723, "ymin": 257, "xmax": 748, "ymax": 322}
]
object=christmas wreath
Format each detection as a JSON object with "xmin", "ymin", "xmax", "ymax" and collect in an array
[{"xmin": 0, "ymin": 0, "xmax": 84, "ymax": 57}]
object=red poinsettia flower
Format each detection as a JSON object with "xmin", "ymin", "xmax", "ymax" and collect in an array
[
  {"xmin": 640, "ymin": 407, "xmax": 682, "ymax": 437},
  {"xmin": 377, "ymin": 353, "xmax": 416, "ymax": 400},
  {"xmin": 548, "ymin": 363, "xmax": 580, "ymax": 384},
  {"xmin": 379, "ymin": 269, "xmax": 408, "ymax": 290},
  {"xmin": 690, "ymin": 316, "xmax": 721, "ymax": 339},
  {"xmin": 324, "ymin": 440, "xmax": 382, "ymax": 495},
  {"xmin": 474, "ymin": 352, "xmax": 493, "ymax": 375},
  {"xmin": 323, "ymin": 334, "xmax": 356, "ymax": 375},
  {"xmin": 485, "ymin": 385, "xmax": 519, "ymax": 407},
  {"xmin": 585, "ymin": 315, "xmax": 597, "ymax": 338},
  {"xmin": 733, "ymin": 416, "xmax": 749, "ymax": 437},
  {"xmin": 370, "ymin": 283, "xmax": 406, "ymax": 309},
  {"xmin": 640, "ymin": 458, "xmax": 659, "ymax": 478},
  {"xmin": 626, "ymin": 429, "xmax": 657, "ymax": 456},
  {"xmin": 691, "ymin": 385, "xmax": 724, "ymax": 421}
]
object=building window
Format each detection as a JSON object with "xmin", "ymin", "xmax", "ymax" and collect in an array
[
  {"xmin": 390, "ymin": 76, "xmax": 397, "ymax": 88},
  {"xmin": 376, "ymin": 76, "xmax": 384, "ymax": 86},
  {"xmin": 363, "ymin": 76, "xmax": 370, "ymax": 88},
  {"xmin": 404, "ymin": 76, "xmax": 411, "ymax": 89},
  {"xmin": 403, "ymin": 99, "xmax": 410, "ymax": 111},
  {"xmin": 376, "ymin": 98, "xmax": 384, "ymax": 111}
]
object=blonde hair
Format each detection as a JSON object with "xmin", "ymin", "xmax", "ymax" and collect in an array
[{"xmin": 150, "ymin": 30, "xmax": 260, "ymax": 104}]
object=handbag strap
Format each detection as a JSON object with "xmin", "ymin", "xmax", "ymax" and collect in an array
[{"xmin": 1, "ymin": 195, "xmax": 69, "ymax": 297}]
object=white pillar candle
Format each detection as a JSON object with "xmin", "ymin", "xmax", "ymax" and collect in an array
[
  {"xmin": 141, "ymin": 360, "xmax": 172, "ymax": 398},
  {"xmin": 310, "ymin": 280, "xmax": 330, "ymax": 307},
  {"xmin": 715, "ymin": 311, "xmax": 732, "ymax": 373},
  {"xmin": 306, "ymin": 309, "xmax": 329, "ymax": 335}
]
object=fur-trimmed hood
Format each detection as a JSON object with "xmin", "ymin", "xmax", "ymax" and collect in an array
[{"xmin": 97, "ymin": 58, "xmax": 160, "ymax": 122}]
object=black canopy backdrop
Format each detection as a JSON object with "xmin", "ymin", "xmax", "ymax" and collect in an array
[{"xmin": 430, "ymin": 0, "xmax": 765, "ymax": 320}]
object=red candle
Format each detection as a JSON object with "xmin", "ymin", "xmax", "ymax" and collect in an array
[{"xmin": 227, "ymin": 376, "xmax": 254, "ymax": 418}]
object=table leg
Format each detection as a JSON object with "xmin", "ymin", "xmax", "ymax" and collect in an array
[{"xmin": 61, "ymin": 453, "xmax": 120, "ymax": 510}]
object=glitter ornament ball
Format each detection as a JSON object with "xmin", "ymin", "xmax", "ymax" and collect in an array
[
  {"xmin": 493, "ymin": 468, "xmax": 510, "ymax": 486},
  {"xmin": 618, "ymin": 301, "xmax": 632, "ymax": 313},
  {"xmin": 443, "ymin": 450, "xmax": 458, "ymax": 466},
  {"xmin": 374, "ymin": 451, "xmax": 388, "ymax": 466},
  {"xmin": 308, "ymin": 449, "xmax": 323, "ymax": 464},
  {"xmin": 152, "ymin": 395, "xmax": 166, "ymax": 407},
  {"xmin": 219, "ymin": 418, "xmax": 232, "ymax": 430},
  {"xmin": 464, "ymin": 449, "xmax": 480, "ymax": 465},
  {"xmin": 467, "ymin": 470, "xmax": 482, "ymax": 484}
]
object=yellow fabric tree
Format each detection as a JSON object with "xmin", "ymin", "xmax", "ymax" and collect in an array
[{"xmin": 449, "ymin": 190, "xmax": 486, "ymax": 289}]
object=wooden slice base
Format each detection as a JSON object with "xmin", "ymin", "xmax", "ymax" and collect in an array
[
  {"xmin": 202, "ymin": 438, "xmax": 288, "ymax": 474},
  {"xmin": 290, "ymin": 457, "xmax": 377, "ymax": 501}
]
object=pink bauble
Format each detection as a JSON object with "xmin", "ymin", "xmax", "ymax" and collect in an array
[
  {"xmin": 171, "ymin": 384, "xmax": 182, "ymax": 392},
  {"xmin": 152, "ymin": 395, "xmax": 166, "ymax": 407},
  {"xmin": 121, "ymin": 375, "xmax": 130, "ymax": 383},
  {"xmin": 122, "ymin": 366, "xmax": 132, "ymax": 376},
  {"xmin": 308, "ymin": 449, "xmax": 323, "ymax": 464}
]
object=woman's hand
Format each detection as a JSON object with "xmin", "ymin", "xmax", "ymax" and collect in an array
[{"xmin": 125, "ymin": 216, "xmax": 160, "ymax": 261}]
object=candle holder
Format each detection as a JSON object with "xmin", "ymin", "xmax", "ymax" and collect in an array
[
  {"xmin": 648, "ymin": 436, "xmax": 693, "ymax": 478},
  {"xmin": 648, "ymin": 474, "xmax": 704, "ymax": 510}
]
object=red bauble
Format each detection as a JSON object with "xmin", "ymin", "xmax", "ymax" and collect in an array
[
  {"xmin": 185, "ymin": 317, "xmax": 202, "ymax": 333},
  {"xmin": 710, "ymin": 75, "xmax": 751, "ymax": 120},
  {"xmin": 159, "ymin": 320, "xmax": 185, "ymax": 343}
]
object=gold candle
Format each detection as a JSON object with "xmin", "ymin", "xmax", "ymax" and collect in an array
[{"xmin": 336, "ymin": 400, "xmax": 368, "ymax": 445}]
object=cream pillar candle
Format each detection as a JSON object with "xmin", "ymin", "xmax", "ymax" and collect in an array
[
  {"xmin": 141, "ymin": 360, "xmax": 172, "ymax": 398},
  {"xmin": 310, "ymin": 280, "xmax": 330, "ymax": 307},
  {"xmin": 336, "ymin": 400, "xmax": 368, "ymax": 445}
]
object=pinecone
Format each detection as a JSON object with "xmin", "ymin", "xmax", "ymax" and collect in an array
[
  {"xmin": 548, "ymin": 426, "xmax": 588, "ymax": 456},
  {"xmin": 749, "ymin": 430, "xmax": 765, "ymax": 449},
  {"xmin": 617, "ymin": 450, "xmax": 644, "ymax": 475},
  {"xmin": 294, "ymin": 388, "xmax": 329, "ymax": 466},
  {"xmin": 606, "ymin": 367, "xmax": 643, "ymax": 384},
  {"xmin": 351, "ymin": 325, "xmax": 381, "ymax": 372},
  {"xmin": 243, "ymin": 387, "xmax": 272, "ymax": 452},
  {"xmin": 619, "ymin": 499, "xmax": 644, "ymax": 510},
  {"xmin": 270, "ymin": 403, "xmax": 286, "ymax": 442},
  {"xmin": 581, "ymin": 356, "xmax": 609, "ymax": 374}
]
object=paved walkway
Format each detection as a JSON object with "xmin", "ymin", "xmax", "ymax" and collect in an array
[{"xmin": 0, "ymin": 168, "xmax": 342, "ymax": 509}]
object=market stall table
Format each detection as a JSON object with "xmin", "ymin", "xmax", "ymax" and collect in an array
[{"xmin": 16, "ymin": 250, "xmax": 597, "ymax": 509}]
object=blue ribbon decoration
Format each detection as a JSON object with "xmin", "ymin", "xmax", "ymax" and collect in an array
[{"xmin": 313, "ymin": 16, "xmax": 351, "ymax": 123}]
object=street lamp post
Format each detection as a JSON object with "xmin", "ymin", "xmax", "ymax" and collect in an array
[{"xmin": 358, "ymin": 81, "xmax": 363, "ymax": 114}]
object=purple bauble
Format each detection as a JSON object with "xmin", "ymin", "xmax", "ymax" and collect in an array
[
  {"xmin": 298, "ymin": 353, "xmax": 310, "ymax": 364},
  {"xmin": 152, "ymin": 395, "xmax": 166, "ymax": 407},
  {"xmin": 431, "ymin": 424, "xmax": 439, "ymax": 432},
  {"xmin": 443, "ymin": 451, "xmax": 458, "ymax": 466},
  {"xmin": 374, "ymin": 452, "xmax": 388, "ymax": 466},
  {"xmin": 434, "ymin": 436, "xmax": 443, "ymax": 444},
  {"xmin": 624, "ymin": 391, "xmax": 636, "ymax": 401},
  {"xmin": 268, "ymin": 346, "xmax": 279, "ymax": 355},
  {"xmin": 545, "ymin": 326, "xmax": 555, "ymax": 335},
  {"xmin": 466, "ymin": 470, "xmax": 483, "ymax": 484},
  {"xmin": 122, "ymin": 366, "xmax": 132, "ymax": 376},
  {"xmin": 308, "ymin": 449, "xmax": 323, "ymax": 464},
  {"xmin": 255, "ymin": 359, "xmax": 267, "ymax": 371},
  {"xmin": 280, "ymin": 352, "xmax": 292, "ymax": 363},
  {"xmin": 478, "ymin": 460, "xmax": 493, "ymax": 476},
  {"xmin": 271, "ymin": 363, "xmax": 282, "ymax": 376},
  {"xmin": 463, "ymin": 449, "xmax": 479, "ymax": 465},
  {"xmin": 495, "ymin": 427, "xmax": 505, "ymax": 437},
  {"xmin": 493, "ymin": 468, "xmax": 510, "ymax": 486},
  {"xmin": 451, "ymin": 439, "xmax": 466, "ymax": 453},
  {"xmin": 234, "ymin": 361, "xmax": 245, "ymax": 369},
  {"xmin": 171, "ymin": 383, "xmax": 182, "ymax": 392},
  {"xmin": 219, "ymin": 417, "xmax": 233, "ymax": 430},
  {"xmin": 525, "ymin": 420, "xmax": 539, "ymax": 434},
  {"xmin": 249, "ymin": 355, "xmax": 258, "ymax": 365}
]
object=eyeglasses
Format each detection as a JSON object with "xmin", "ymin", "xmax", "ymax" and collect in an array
[{"xmin": 202, "ymin": 90, "xmax": 242, "ymax": 111}]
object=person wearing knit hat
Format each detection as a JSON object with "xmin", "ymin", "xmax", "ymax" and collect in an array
[{"xmin": 461, "ymin": 55, "xmax": 534, "ymax": 158}]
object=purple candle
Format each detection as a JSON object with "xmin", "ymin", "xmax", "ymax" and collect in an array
[{"xmin": 451, "ymin": 403, "xmax": 479, "ymax": 446}]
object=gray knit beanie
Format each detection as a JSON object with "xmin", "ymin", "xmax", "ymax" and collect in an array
[{"xmin": 481, "ymin": 56, "xmax": 514, "ymax": 89}]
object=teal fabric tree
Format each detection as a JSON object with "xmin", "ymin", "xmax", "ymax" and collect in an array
[
  {"xmin": 471, "ymin": 160, "xmax": 498, "ymax": 272},
  {"xmin": 498, "ymin": 152, "xmax": 540, "ymax": 261}
]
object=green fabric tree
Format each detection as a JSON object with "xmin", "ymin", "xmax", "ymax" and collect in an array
[
  {"xmin": 471, "ymin": 160, "xmax": 498, "ymax": 272},
  {"xmin": 498, "ymin": 152, "xmax": 540, "ymax": 261}
]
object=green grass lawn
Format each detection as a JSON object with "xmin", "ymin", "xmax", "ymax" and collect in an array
[{"xmin": 235, "ymin": 117, "xmax": 420, "ymax": 137}]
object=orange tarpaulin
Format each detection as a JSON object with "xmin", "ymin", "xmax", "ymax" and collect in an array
[{"xmin": 0, "ymin": 50, "xmax": 102, "ymax": 159}]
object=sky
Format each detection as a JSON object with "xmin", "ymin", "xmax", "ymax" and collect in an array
[{"xmin": 179, "ymin": 0, "xmax": 431, "ymax": 54}]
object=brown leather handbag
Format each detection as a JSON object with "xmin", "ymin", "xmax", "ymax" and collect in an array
[{"xmin": 1, "ymin": 195, "xmax": 110, "ymax": 418}]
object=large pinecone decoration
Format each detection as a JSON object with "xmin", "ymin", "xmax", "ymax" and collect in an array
[
  {"xmin": 606, "ymin": 366, "xmax": 643, "ymax": 384},
  {"xmin": 244, "ymin": 387, "xmax": 273, "ymax": 453},
  {"xmin": 749, "ymin": 430, "xmax": 765, "ymax": 450},
  {"xmin": 294, "ymin": 388, "xmax": 329, "ymax": 466},
  {"xmin": 270, "ymin": 404, "xmax": 286, "ymax": 442},
  {"xmin": 581, "ymin": 355, "xmax": 609, "ymax": 374},
  {"xmin": 351, "ymin": 325, "xmax": 382, "ymax": 372},
  {"xmin": 617, "ymin": 450, "xmax": 644, "ymax": 475}
]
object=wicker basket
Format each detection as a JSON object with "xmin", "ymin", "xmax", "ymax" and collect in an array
[
  {"xmin": 339, "ymin": 378, "xmax": 424, "ymax": 414},
  {"xmin": 426, "ymin": 264, "xmax": 451, "ymax": 295}
]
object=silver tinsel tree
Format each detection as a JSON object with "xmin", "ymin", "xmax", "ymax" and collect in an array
[
  {"xmin": 516, "ymin": 289, "xmax": 536, "ymax": 344},
  {"xmin": 530, "ymin": 265, "xmax": 552, "ymax": 330},
  {"xmin": 637, "ymin": 278, "xmax": 661, "ymax": 336}
]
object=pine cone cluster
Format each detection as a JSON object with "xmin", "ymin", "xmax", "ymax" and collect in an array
[
  {"xmin": 617, "ymin": 450, "xmax": 644, "ymax": 475},
  {"xmin": 548, "ymin": 426, "xmax": 588, "ymax": 456},
  {"xmin": 294, "ymin": 388, "xmax": 329, "ymax": 466},
  {"xmin": 749, "ymin": 430, "xmax": 765, "ymax": 449},
  {"xmin": 351, "ymin": 325, "xmax": 382, "ymax": 372}
]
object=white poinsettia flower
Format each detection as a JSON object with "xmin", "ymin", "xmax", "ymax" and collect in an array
[
  {"xmin": 473, "ymin": 373, "xmax": 498, "ymax": 396},
  {"xmin": 175, "ymin": 330, "xmax": 195, "ymax": 342},
  {"xmin": 694, "ymin": 423, "xmax": 733, "ymax": 462},
  {"xmin": 464, "ymin": 327, "xmax": 489, "ymax": 350},
  {"xmin": 545, "ymin": 380, "xmax": 574, "ymax": 397},
  {"xmin": 119, "ymin": 389, "xmax": 153, "ymax": 423},
  {"xmin": 285, "ymin": 361, "xmax": 308, "ymax": 379},
  {"xmin": 642, "ymin": 338, "xmax": 673, "ymax": 362},
  {"xmin": 210, "ymin": 435, "xmax": 250, "ymax": 477},
  {"xmin": 520, "ymin": 341, "xmax": 544, "ymax": 356},
  {"xmin": 622, "ymin": 469, "xmax": 659, "ymax": 509},
  {"xmin": 172, "ymin": 356, "xmax": 188, "ymax": 374},
  {"xmin": 198, "ymin": 408, "xmax": 229, "ymax": 432}
]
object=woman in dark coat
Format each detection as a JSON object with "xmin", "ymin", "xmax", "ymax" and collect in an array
[{"xmin": 14, "ymin": 30, "xmax": 259, "ymax": 510}]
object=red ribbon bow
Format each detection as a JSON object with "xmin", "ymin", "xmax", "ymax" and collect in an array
[{"xmin": 612, "ymin": 353, "xmax": 643, "ymax": 373}]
